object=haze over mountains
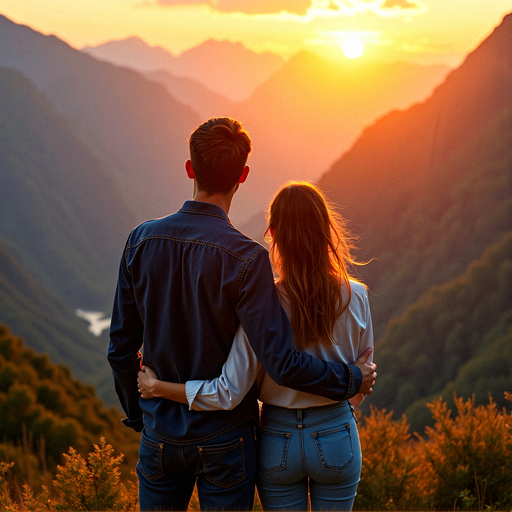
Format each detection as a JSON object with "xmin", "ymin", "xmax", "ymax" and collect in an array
[
  {"xmin": 82, "ymin": 37, "xmax": 285, "ymax": 102},
  {"xmin": 0, "ymin": 64, "xmax": 136, "ymax": 399},
  {"xmin": 0, "ymin": 10, "xmax": 510, "ymax": 426},
  {"xmin": 316, "ymin": 13, "xmax": 512, "ymax": 422},
  {"xmin": 83, "ymin": 36, "xmax": 450, "ymax": 223}
]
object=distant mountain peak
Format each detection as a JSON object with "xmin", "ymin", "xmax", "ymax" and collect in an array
[
  {"xmin": 82, "ymin": 35, "xmax": 172, "ymax": 54},
  {"xmin": 102, "ymin": 35, "xmax": 147, "ymax": 45},
  {"xmin": 184, "ymin": 38, "xmax": 255, "ymax": 56},
  {"xmin": 82, "ymin": 35, "xmax": 176, "ymax": 60},
  {"xmin": 178, "ymin": 37, "xmax": 284, "ymax": 62},
  {"xmin": 82, "ymin": 34, "xmax": 284, "ymax": 101}
]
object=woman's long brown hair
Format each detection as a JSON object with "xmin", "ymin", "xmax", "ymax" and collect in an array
[{"xmin": 265, "ymin": 181, "xmax": 362, "ymax": 348}]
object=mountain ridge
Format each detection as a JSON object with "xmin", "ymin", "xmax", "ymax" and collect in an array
[
  {"xmin": 319, "ymin": 12, "xmax": 512, "ymax": 337},
  {"xmin": 82, "ymin": 36, "xmax": 285, "ymax": 101},
  {"xmin": 0, "ymin": 65, "xmax": 138, "ymax": 404},
  {"xmin": 0, "ymin": 13, "xmax": 201, "ymax": 224},
  {"xmin": 228, "ymin": 50, "xmax": 451, "ymax": 223}
]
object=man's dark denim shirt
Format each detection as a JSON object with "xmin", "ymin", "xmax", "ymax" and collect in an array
[{"xmin": 108, "ymin": 201, "xmax": 362, "ymax": 442}]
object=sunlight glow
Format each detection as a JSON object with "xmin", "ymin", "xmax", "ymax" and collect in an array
[
  {"xmin": 0, "ymin": 0, "xmax": 510, "ymax": 66},
  {"xmin": 342, "ymin": 35, "xmax": 364, "ymax": 58}
]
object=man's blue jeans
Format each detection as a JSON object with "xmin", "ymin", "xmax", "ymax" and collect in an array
[
  {"xmin": 257, "ymin": 401, "xmax": 361, "ymax": 511},
  {"xmin": 137, "ymin": 420, "xmax": 257, "ymax": 510}
]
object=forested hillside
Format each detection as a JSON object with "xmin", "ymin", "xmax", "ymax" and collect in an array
[
  {"xmin": 0, "ymin": 323, "xmax": 139, "ymax": 487},
  {"xmin": 0, "ymin": 66, "xmax": 137, "ymax": 403},
  {"xmin": 360, "ymin": 105, "xmax": 511, "ymax": 338},
  {"xmin": 320, "ymin": 14, "xmax": 512, "ymax": 338},
  {"xmin": 0, "ymin": 66, "xmax": 136, "ymax": 307},
  {"xmin": 0, "ymin": 14, "xmax": 199, "ymax": 224},
  {"xmin": 1, "ymin": 326, "xmax": 510, "ymax": 510},
  {"xmin": 370, "ymin": 231, "xmax": 512, "ymax": 432},
  {"xmin": 0, "ymin": 240, "xmax": 115, "ymax": 400}
]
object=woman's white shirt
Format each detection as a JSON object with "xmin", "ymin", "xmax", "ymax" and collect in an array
[{"xmin": 185, "ymin": 279, "xmax": 373, "ymax": 411}]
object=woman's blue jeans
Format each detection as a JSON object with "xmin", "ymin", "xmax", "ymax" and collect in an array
[
  {"xmin": 257, "ymin": 401, "xmax": 361, "ymax": 511},
  {"xmin": 137, "ymin": 420, "xmax": 257, "ymax": 510}
]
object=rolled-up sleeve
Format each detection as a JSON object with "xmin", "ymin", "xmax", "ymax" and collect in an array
[{"xmin": 361, "ymin": 290, "xmax": 374, "ymax": 361}]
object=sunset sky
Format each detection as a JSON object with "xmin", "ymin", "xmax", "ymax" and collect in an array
[{"xmin": 1, "ymin": 0, "xmax": 511, "ymax": 66}]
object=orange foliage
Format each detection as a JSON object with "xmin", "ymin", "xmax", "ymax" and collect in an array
[
  {"xmin": 355, "ymin": 393, "xmax": 512, "ymax": 510},
  {"xmin": 356, "ymin": 407, "xmax": 420, "ymax": 510},
  {"xmin": 1, "ymin": 395, "xmax": 511, "ymax": 510},
  {"xmin": 418, "ymin": 394, "xmax": 512, "ymax": 509}
]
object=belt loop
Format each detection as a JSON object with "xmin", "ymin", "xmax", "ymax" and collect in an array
[
  {"xmin": 348, "ymin": 401, "xmax": 358, "ymax": 423},
  {"xmin": 297, "ymin": 408, "xmax": 303, "ymax": 428}
]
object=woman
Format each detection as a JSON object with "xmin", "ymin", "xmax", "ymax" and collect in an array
[{"xmin": 138, "ymin": 181, "xmax": 374, "ymax": 511}]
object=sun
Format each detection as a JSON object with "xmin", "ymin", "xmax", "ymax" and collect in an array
[{"xmin": 342, "ymin": 35, "xmax": 364, "ymax": 59}]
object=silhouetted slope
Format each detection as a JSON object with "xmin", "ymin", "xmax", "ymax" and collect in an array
[
  {"xmin": 372, "ymin": 231, "xmax": 512, "ymax": 432},
  {"xmin": 0, "ymin": 14, "xmax": 200, "ymax": 223},
  {"xmin": 0, "ymin": 66, "xmax": 137, "ymax": 307},
  {"xmin": 0, "ymin": 66, "xmax": 141, "ymax": 403},
  {"xmin": 320, "ymin": 13, "xmax": 512, "ymax": 337}
]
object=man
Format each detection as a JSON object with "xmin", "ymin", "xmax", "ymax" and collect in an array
[{"xmin": 108, "ymin": 117, "xmax": 376, "ymax": 511}]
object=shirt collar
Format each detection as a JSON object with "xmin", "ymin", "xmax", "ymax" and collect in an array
[{"xmin": 179, "ymin": 200, "xmax": 231, "ymax": 223}]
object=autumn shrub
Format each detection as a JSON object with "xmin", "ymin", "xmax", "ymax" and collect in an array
[
  {"xmin": 21, "ymin": 437, "xmax": 138, "ymax": 511},
  {"xmin": 417, "ymin": 393, "xmax": 512, "ymax": 510},
  {"xmin": 0, "ymin": 461, "xmax": 19, "ymax": 512},
  {"xmin": 2, "ymin": 396, "xmax": 512, "ymax": 511},
  {"xmin": 0, "ymin": 326, "xmax": 140, "ymax": 479},
  {"xmin": 355, "ymin": 406, "xmax": 422, "ymax": 510}
]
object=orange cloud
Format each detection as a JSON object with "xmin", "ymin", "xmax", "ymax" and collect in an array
[
  {"xmin": 154, "ymin": 0, "xmax": 312, "ymax": 15},
  {"xmin": 382, "ymin": 0, "xmax": 417, "ymax": 8}
]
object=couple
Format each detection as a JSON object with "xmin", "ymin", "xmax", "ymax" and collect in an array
[{"xmin": 108, "ymin": 117, "xmax": 376, "ymax": 511}]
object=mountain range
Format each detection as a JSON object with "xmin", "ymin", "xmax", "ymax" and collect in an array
[
  {"xmin": 316, "ymin": 13, "xmax": 512, "ymax": 421},
  {"xmin": 0, "ymin": 64, "xmax": 137, "ymax": 401},
  {"xmin": 320, "ymin": 12, "xmax": 512, "ymax": 337},
  {"xmin": 82, "ymin": 36, "xmax": 451, "ymax": 223},
  {"xmin": 377, "ymin": 230, "xmax": 512, "ymax": 433},
  {"xmin": 82, "ymin": 36, "xmax": 285, "ymax": 102},
  {"xmin": 0, "ymin": 14, "xmax": 200, "ymax": 225},
  {"xmin": 0, "ymin": 10, "xmax": 510, "ymax": 427}
]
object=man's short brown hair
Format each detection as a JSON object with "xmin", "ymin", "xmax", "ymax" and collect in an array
[{"xmin": 189, "ymin": 118, "xmax": 252, "ymax": 194}]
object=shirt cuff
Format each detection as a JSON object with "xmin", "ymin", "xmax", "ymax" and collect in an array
[
  {"xmin": 186, "ymin": 381, "xmax": 205, "ymax": 410},
  {"xmin": 186, "ymin": 378, "xmax": 234, "ymax": 411},
  {"xmin": 345, "ymin": 364, "xmax": 362, "ymax": 400},
  {"xmin": 121, "ymin": 416, "xmax": 144, "ymax": 432}
]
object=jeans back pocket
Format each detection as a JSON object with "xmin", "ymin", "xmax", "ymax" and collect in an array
[
  {"xmin": 258, "ymin": 428, "xmax": 291, "ymax": 473},
  {"xmin": 312, "ymin": 423, "xmax": 354, "ymax": 471},
  {"xmin": 198, "ymin": 437, "xmax": 245, "ymax": 488},
  {"xmin": 137, "ymin": 430, "xmax": 165, "ymax": 481}
]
